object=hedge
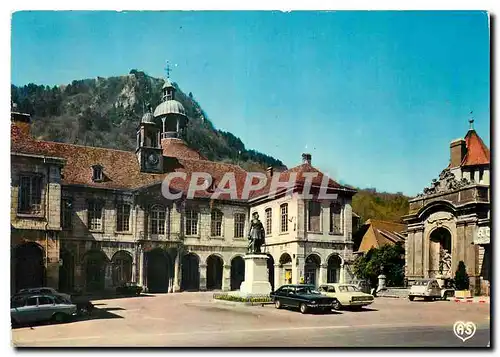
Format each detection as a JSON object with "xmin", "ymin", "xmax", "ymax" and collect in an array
[{"xmin": 213, "ymin": 293, "xmax": 272, "ymax": 303}]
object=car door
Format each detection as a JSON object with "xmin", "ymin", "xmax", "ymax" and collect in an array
[
  {"xmin": 18, "ymin": 297, "xmax": 39, "ymax": 324},
  {"xmin": 286, "ymin": 286, "xmax": 300, "ymax": 307},
  {"xmin": 38, "ymin": 296, "xmax": 56, "ymax": 320}
]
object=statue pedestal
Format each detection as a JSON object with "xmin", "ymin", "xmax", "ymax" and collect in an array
[{"xmin": 239, "ymin": 254, "xmax": 272, "ymax": 295}]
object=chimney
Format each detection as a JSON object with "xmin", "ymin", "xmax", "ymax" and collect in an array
[
  {"xmin": 302, "ymin": 153, "xmax": 312, "ymax": 165},
  {"xmin": 266, "ymin": 166, "xmax": 274, "ymax": 177},
  {"xmin": 450, "ymin": 139, "xmax": 467, "ymax": 168}
]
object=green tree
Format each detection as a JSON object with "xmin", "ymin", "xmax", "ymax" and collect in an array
[
  {"xmin": 454, "ymin": 261, "xmax": 470, "ymax": 290},
  {"xmin": 353, "ymin": 243, "xmax": 405, "ymax": 288}
]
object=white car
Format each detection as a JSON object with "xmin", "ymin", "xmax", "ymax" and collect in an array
[
  {"xmin": 408, "ymin": 278, "xmax": 454, "ymax": 301},
  {"xmin": 11, "ymin": 294, "xmax": 77, "ymax": 325}
]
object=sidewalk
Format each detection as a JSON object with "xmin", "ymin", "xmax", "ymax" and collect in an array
[{"xmin": 452, "ymin": 296, "xmax": 490, "ymax": 304}]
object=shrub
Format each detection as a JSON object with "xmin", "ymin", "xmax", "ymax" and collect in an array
[
  {"xmin": 454, "ymin": 261, "xmax": 470, "ymax": 290},
  {"xmin": 213, "ymin": 293, "xmax": 272, "ymax": 304}
]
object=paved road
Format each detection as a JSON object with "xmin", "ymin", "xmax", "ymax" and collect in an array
[{"xmin": 12, "ymin": 292, "xmax": 490, "ymax": 347}]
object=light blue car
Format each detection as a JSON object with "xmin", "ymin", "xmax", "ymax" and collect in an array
[{"xmin": 11, "ymin": 294, "xmax": 77, "ymax": 326}]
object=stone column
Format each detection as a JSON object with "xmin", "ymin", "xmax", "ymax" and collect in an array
[
  {"xmin": 222, "ymin": 264, "xmax": 231, "ymax": 291},
  {"xmin": 274, "ymin": 264, "xmax": 281, "ymax": 288},
  {"xmin": 377, "ymin": 274, "xmax": 387, "ymax": 292},
  {"xmin": 319, "ymin": 264, "xmax": 328, "ymax": 285},
  {"xmin": 173, "ymin": 250, "xmax": 181, "ymax": 292},
  {"xmin": 199, "ymin": 263, "xmax": 207, "ymax": 291},
  {"xmin": 74, "ymin": 264, "xmax": 84, "ymax": 292},
  {"xmin": 339, "ymin": 263, "xmax": 345, "ymax": 283},
  {"xmin": 104, "ymin": 263, "xmax": 113, "ymax": 290}
]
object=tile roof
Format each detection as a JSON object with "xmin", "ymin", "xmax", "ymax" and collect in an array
[
  {"xmin": 250, "ymin": 163, "xmax": 356, "ymax": 200},
  {"xmin": 356, "ymin": 219, "xmax": 406, "ymax": 253},
  {"xmin": 461, "ymin": 129, "xmax": 490, "ymax": 166},
  {"xmin": 161, "ymin": 138, "xmax": 207, "ymax": 160},
  {"xmin": 12, "ymin": 119, "xmax": 353, "ymax": 201}
]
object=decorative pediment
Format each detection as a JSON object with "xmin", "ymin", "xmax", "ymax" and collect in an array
[{"xmin": 417, "ymin": 168, "xmax": 472, "ymax": 197}]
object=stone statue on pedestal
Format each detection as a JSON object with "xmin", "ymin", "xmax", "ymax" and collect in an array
[{"xmin": 248, "ymin": 212, "xmax": 266, "ymax": 254}]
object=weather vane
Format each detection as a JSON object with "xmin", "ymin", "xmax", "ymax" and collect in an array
[
  {"xmin": 469, "ymin": 110, "xmax": 474, "ymax": 130},
  {"xmin": 165, "ymin": 60, "xmax": 172, "ymax": 79}
]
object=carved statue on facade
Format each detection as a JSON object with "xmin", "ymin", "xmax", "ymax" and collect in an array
[
  {"xmin": 247, "ymin": 212, "xmax": 266, "ymax": 254},
  {"xmin": 438, "ymin": 246, "xmax": 452, "ymax": 277}
]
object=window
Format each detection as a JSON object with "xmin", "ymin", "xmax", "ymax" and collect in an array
[
  {"xmin": 265, "ymin": 208, "xmax": 272, "ymax": 235},
  {"xmin": 26, "ymin": 297, "xmax": 38, "ymax": 306},
  {"xmin": 88, "ymin": 201, "xmax": 103, "ymax": 231},
  {"xmin": 91, "ymin": 165, "xmax": 104, "ymax": 182},
  {"xmin": 280, "ymin": 204, "xmax": 288, "ymax": 233},
  {"xmin": 234, "ymin": 213, "xmax": 246, "ymax": 238},
  {"xmin": 18, "ymin": 174, "xmax": 42, "ymax": 214},
  {"xmin": 327, "ymin": 286, "xmax": 336, "ymax": 293},
  {"xmin": 61, "ymin": 198, "xmax": 72, "ymax": 229},
  {"xmin": 38, "ymin": 296, "xmax": 54, "ymax": 305},
  {"xmin": 185, "ymin": 209, "xmax": 199, "ymax": 236},
  {"xmin": 211, "ymin": 209, "xmax": 223, "ymax": 237},
  {"xmin": 116, "ymin": 204, "xmax": 131, "ymax": 232},
  {"xmin": 308, "ymin": 201, "xmax": 322, "ymax": 232},
  {"xmin": 330, "ymin": 202, "xmax": 343, "ymax": 234},
  {"xmin": 151, "ymin": 205, "xmax": 166, "ymax": 235}
]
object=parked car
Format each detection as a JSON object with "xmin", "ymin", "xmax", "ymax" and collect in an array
[
  {"xmin": 16, "ymin": 287, "xmax": 72, "ymax": 303},
  {"xmin": 270, "ymin": 284, "xmax": 337, "ymax": 314},
  {"xmin": 408, "ymin": 278, "xmax": 454, "ymax": 301},
  {"xmin": 11, "ymin": 294, "xmax": 77, "ymax": 326},
  {"xmin": 318, "ymin": 283, "xmax": 374, "ymax": 310},
  {"xmin": 13, "ymin": 288, "xmax": 93, "ymax": 316},
  {"xmin": 116, "ymin": 282, "xmax": 143, "ymax": 296}
]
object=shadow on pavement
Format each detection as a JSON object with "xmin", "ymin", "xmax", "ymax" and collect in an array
[{"xmin": 73, "ymin": 293, "xmax": 156, "ymax": 302}]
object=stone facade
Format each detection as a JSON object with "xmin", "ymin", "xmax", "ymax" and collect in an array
[{"xmin": 404, "ymin": 125, "xmax": 490, "ymax": 295}]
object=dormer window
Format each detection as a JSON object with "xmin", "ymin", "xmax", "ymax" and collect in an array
[{"xmin": 92, "ymin": 165, "xmax": 104, "ymax": 182}]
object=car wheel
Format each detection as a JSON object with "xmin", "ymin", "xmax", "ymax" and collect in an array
[
  {"xmin": 332, "ymin": 299, "xmax": 342, "ymax": 311},
  {"xmin": 275, "ymin": 299, "xmax": 282, "ymax": 309},
  {"xmin": 51, "ymin": 313, "xmax": 67, "ymax": 324},
  {"xmin": 442, "ymin": 292, "xmax": 448, "ymax": 300},
  {"xmin": 299, "ymin": 303, "xmax": 308, "ymax": 314},
  {"xmin": 408, "ymin": 296, "xmax": 415, "ymax": 301}
]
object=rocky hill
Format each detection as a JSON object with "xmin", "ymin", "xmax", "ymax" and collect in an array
[{"xmin": 11, "ymin": 70, "xmax": 285, "ymax": 172}]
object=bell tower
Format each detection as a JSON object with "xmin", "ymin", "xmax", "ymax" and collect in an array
[{"xmin": 136, "ymin": 104, "xmax": 163, "ymax": 173}]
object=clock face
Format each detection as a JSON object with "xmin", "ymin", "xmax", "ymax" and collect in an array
[{"xmin": 147, "ymin": 152, "xmax": 159, "ymax": 165}]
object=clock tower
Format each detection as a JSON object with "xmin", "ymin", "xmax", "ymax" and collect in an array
[{"xmin": 136, "ymin": 105, "xmax": 163, "ymax": 173}]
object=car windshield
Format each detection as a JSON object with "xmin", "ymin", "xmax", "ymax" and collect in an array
[
  {"xmin": 413, "ymin": 280, "xmax": 430, "ymax": 286},
  {"xmin": 337, "ymin": 285, "xmax": 360, "ymax": 292},
  {"xmin": 296, "ymin": 286, "xmax": 320, "ymax": 295}
]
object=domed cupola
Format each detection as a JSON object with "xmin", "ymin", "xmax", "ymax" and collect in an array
[
  {"xmin": 153, "ymin": 77, "xmax": 188, "ymax": 139},
  {"xmin": 141, "ymin": 104, "xmax": 155, "ymax": 124}
]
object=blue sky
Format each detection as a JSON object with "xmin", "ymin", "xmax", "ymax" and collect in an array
[{"xmin": 11, "ymin": 11, "xmax": 490, "ymax": 196}]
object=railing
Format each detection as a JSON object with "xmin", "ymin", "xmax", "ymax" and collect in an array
[{"xmin": 409, "ymin": 185, "xmax": 489, "ymax": 214}]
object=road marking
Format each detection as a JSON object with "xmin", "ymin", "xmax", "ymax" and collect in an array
[{"xmin": 14, "ymin": 322, "xmax": 485, "ymax": 345}]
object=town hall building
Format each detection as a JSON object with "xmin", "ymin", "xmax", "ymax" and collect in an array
[{"xmin": 10, "ymin": 76, "xmax": 358, "ymax": 294}]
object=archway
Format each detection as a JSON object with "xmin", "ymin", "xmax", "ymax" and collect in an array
[
  {"xmin": 267, "ymin": 254, "xmax": 275, "ymax": 291},
  {"xmin": 84, "ymin": 250, "xmax": 108, "ymax": 292},
  {"xmin": 429, "ymin": 227, "xmax": 452, "ymax": 278},
  {"xmin": 145, "ymin": 249, "xmax": 171, "ymax": 293},
  {"xmin": 59, "ymin": 249, "xmax": 75, "ymax": 292},
  {"xmin": 112, "ymin": 251, "xmax": 133, "ymax": 286},
  {"xmin": 13, "ymin": 243, "xmax": 45, "ymax": 292},
  {"xmin": 206, "ymin": 255, "xmax": 223, "ymax": 290},
  {"xmin": 181, "ymin": 253, "xmax": 200, "ymax": 291},
  {"xmin": 279, "ymin": 253, "xmax": 293, "ymax": 285},
  {"xmin": 230, "ymin": 256, "xmax": 245, "ymax": 290},
  {"xmin": 327, "ymin": 254, "xmax": 342, "ymax": 283},
  {"xmin": 305, "ymin": 254, "xmax": 321, "ymax": 286}
]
